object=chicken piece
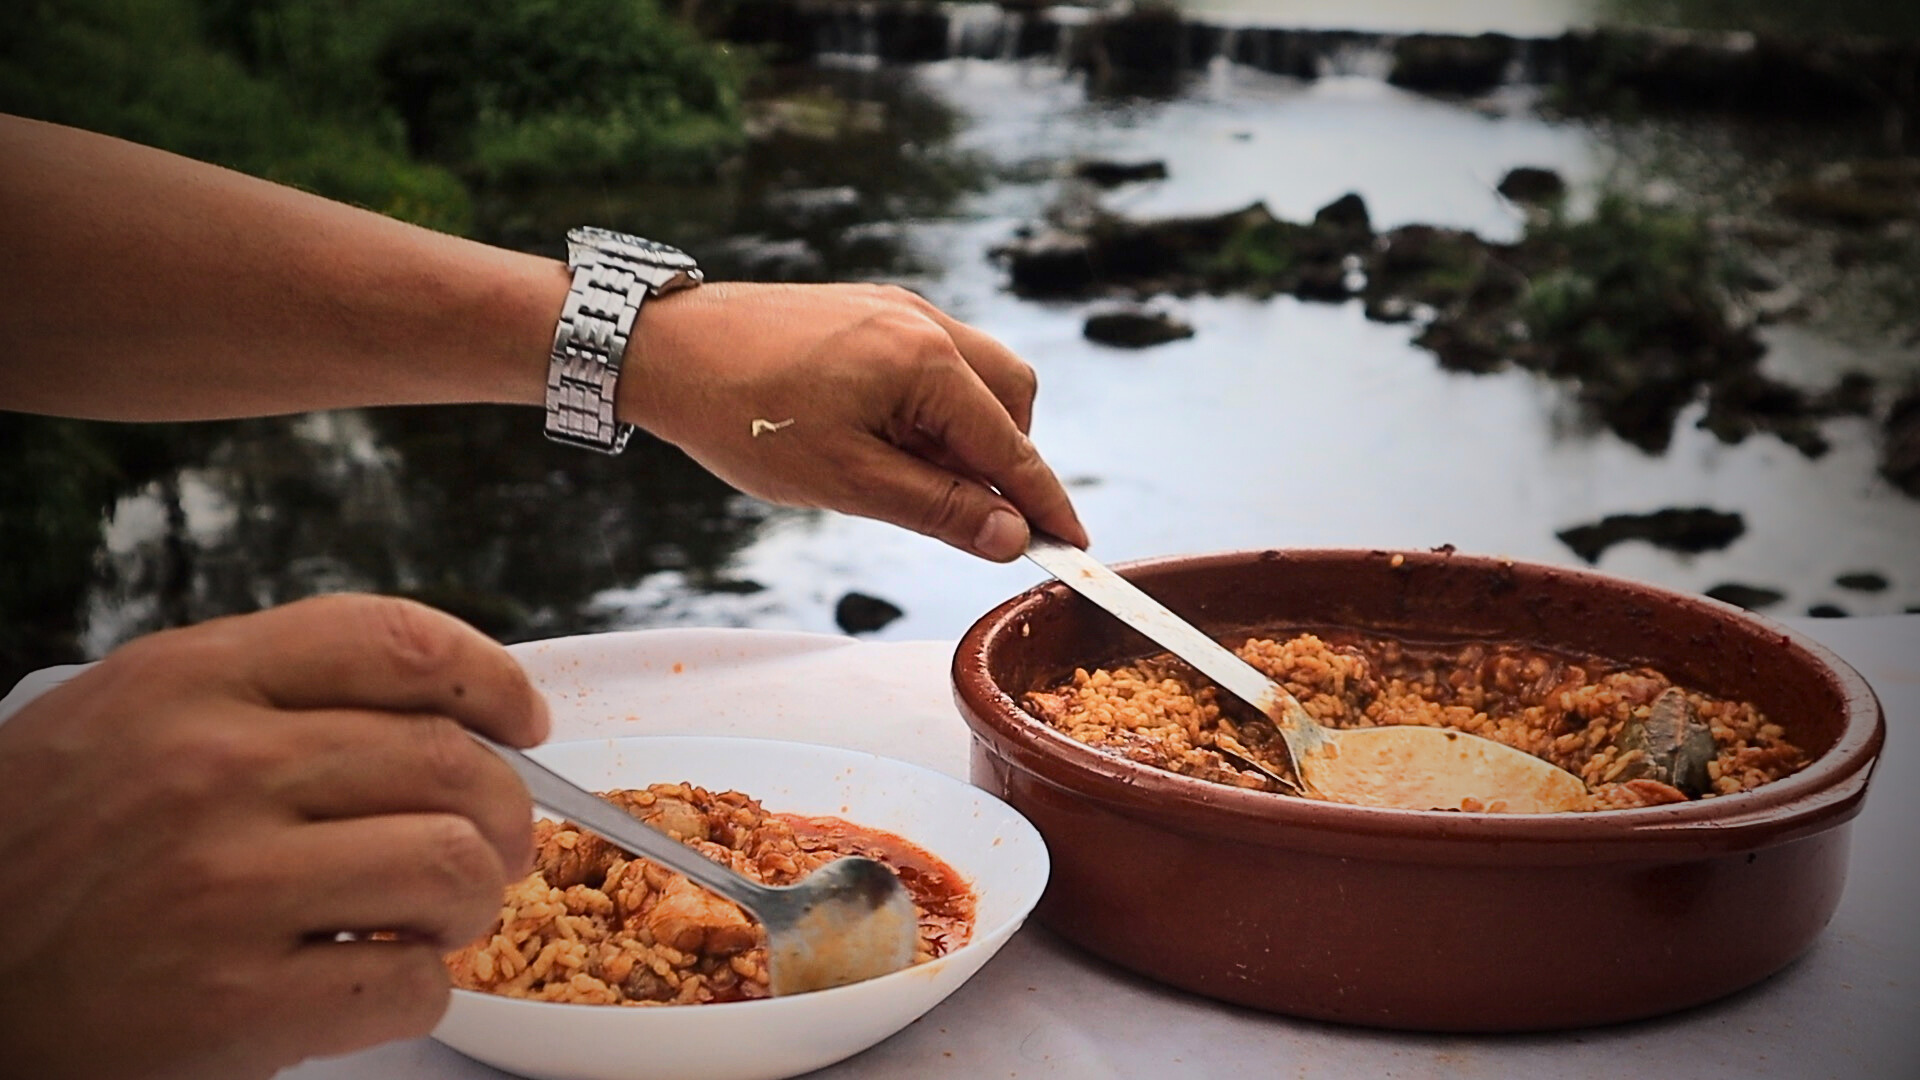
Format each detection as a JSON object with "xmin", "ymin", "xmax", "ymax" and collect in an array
[
  {"xmin": 603, "ymin": 788, "xmax": 713, "ymax": 843},
  {"xmin": 640, "ymin": 794, "xmax": 712, "ymax": 843},
  {"xmin": 534, "ymin": 824, "xmax": 617, "ymax": 889},
  {"xmin": 1617, "ymin": 688, "xmax": 1717, "ymax": 797},
  {"xmin": 643, "ymin": 875, "xmax": 759, "ymax": 956}
]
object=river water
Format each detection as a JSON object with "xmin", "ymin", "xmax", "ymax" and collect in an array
[{"xmin": 77, "ymin": 34, "xmax": 1920, "ymax": 661}]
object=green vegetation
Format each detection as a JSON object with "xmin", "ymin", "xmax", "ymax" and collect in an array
[
  {"xmin": 1207, "ymin": 216, "xmax": 1301, "ymax": 283},
  {"xmin": 1517, "ymin": 194, "xmax": 1726, "ymax": 370},
  {"xmin": 0, "ymin": 0, "xmax": 748, "ymax": 230}
]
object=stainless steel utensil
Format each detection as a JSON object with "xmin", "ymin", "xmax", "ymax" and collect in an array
[
  {"xmin": 1024, "ymin": 534, "xmax": 1588, "ymax": 812},
  {"xmin": 475, "ymin": 735, "xmax": 920, "ymax": 994}
]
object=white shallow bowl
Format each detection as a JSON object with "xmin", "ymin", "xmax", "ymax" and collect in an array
[{"xmin": 431, "ymin": 735, "xmax": 1050, "ymax": 1080}]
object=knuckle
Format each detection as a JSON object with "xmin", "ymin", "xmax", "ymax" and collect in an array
[
  {"xmin": 358, "ymin": 595, "xmax": 459, "ymax": 678},
  {"xmin": 878, "ymin": 282, "xmax": 934, "ymax": 310},
  {"xmin": 388, "ymin": 956, "xmax": 454, "ymax": 1036},
  {"xmin": 421, "ymin": 814, "xmax": 505, "ymax": 897},
  {"xmin": 409, "ymin": 715, "xmax": 484, "ymax": 793},
  {"xmin": 915, "ymin": 478, "xmax": 973, "ymax": 541},
  {"xmin": 1008, "ymin": 359, "xmax": 1039, "ymax": 402},
  {"xmin": 101, "ymin": 624, "xmax": 229, "ymax": 693},
  {"xmin": 160, "ymin": 842, "xmax": 258, "ymax": 918},
  {"xmin": 151, "ymin": 725, "xmax": 276, "ymax": 808}
]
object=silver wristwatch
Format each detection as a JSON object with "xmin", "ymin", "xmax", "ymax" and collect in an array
[{"xmin": 543, "ymin": 226, "xmax": 703, "ymax": 454}]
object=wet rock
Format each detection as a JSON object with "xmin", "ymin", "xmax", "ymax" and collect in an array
[
  {"xmin": 1743, "ymin": 281, "xmax": 1807, "ymax": 325},
  {"xmin": 1388, "ymin": 33, "xmax": 1516, "ymax": 95},
  {"xmin": 1555, "ymin": 508, "xmax": 1746, "ymax": 564},
  {"xmin": 994, "ymin": 191, "xmax": 1839, "ymax": 464},
  {"xmin": 1412, "ymin": 321, "xmax": 1506, "ymax": 373},
  {"xmin": 764, "ymin": 185, "xmax": 863, "ymax": 227},
  {"xmin": 1706, "ymin": 583, "xmax": 1785, "ymax": 611},
  {"xmin": 1497, "ymin": 166, "xmax": 1566, "ymax": 205},
  {"xmin": 703, "ymin": 236, "xmax": 827, "ymax": 283},
  {"xmin": 1312, "ymin": 192, "xmax": 1372, "ymax": 238},
  {"xmin": 1219, "ymin": 26, "xmax": 1325, "ymax": 79},
  {"xmin": 837, "ymin": 221, "xmax": 916, "ymax": 272},
  {"xmin": 1835, "ymin": 571, "xmax": 1890, "ymax": 593},
  {"xmin": 1881, "ymin": 385, "xmax": 1920, "ymax": 498},
  {"xmin": 1363, "ymin": 225, "xmax": 1490, "ymax": 314},
  {"xmin": 1072, "ymin": 159, "xmax": 1169, "ymax": 188},
  {"xmin": 1083, "ymin": 305, "xmax": 1195, "ymax": 349},
  {"xmin": 1293, "ymin": 260, "xmax": 1352, "ymax": 302},
  {"xmin": 834, "ymin": 592, "xmax": 904, "ymax": 635},
  {"xmin": 1817, "ymin": 372, "xmax": 1877, "ymax": 417},
  {"xmin": 1069, "ymin": 5, "xmax": 1187, "ymax": 97},
  {"xmin": 997, "ymin": 229, "xmax": 1095, "ymax": 296},
  {"xmin": 1699, "ymin": 372, "xmax": 1828, "ymax": 457},
  {"xmin": 1807, "ymin": 603, "xmax": 1850, "ymax": 618},
  {"xmin": 1774, "ymin": 160, "xmax": 1920, "ymax": 228},
  {"xmin": 993, "ymin": 201, "xmax": 1288, "ymax": 298}
]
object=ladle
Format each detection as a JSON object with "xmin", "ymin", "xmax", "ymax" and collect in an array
[
  {"xmin": 1025, "ymin": 535, "xmax": 1589, "ymax": 812},
  {"xmin": 475, "ymin": 735, "xmax": 920, "ymax": 994}
]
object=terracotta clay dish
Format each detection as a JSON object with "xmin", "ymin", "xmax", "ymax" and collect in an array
[{"xmin": 952, "ymin": 547, "xmax": 1884, "ymax": 1032}]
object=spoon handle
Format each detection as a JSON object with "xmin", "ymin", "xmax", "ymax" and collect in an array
[
  {"xmin": 471, "ymin": 734, "xmax": 773, "ymax": 911},
  {"xmin": 1024, "ymin": 534, "xmax": 1322, "ymax": 740}
]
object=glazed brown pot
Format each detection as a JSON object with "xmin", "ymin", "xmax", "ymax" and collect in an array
[{"xmin": 951, "ymin": 548, "xmax": 1884, "ymax": 1032}]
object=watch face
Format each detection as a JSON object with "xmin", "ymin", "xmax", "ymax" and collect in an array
[{"xmin": 568, "ymin": 226, "xmax": 698, "ymax": 271}]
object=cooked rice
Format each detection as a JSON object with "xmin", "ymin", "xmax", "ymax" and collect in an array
[
  {"xmin": 445, "ymin": 783, "xmax": 970, "ymax": 1005},
  {"xmin": 1022, "ymin": 631, "xmax": 1807, "ymax": 812}
]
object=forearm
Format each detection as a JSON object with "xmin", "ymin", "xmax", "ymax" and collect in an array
[{"xmin": 0, "ymin": 114, "xmax": 565, "ymax": 421}]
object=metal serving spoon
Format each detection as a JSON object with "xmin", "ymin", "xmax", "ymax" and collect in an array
[
  {"xmin": 474, "ymin": 735, "xmax": 920, "ymax": 995},
  {"xmin": 1025, "ymin": 535, "xmax": 1589, "ymax": 813}
]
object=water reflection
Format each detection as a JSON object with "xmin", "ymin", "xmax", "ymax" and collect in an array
[
  {"xmin": 477, "ymin": 64, "xmax": 989, "ymax": 283},
  {"xmin": 82, "ymin": 409, "xmax": 759, "ymax": 656}
]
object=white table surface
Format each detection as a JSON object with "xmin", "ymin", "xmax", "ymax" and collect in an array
[
  {"xmin": 6, "ymin": 617, "xmax": 1915, "ymax": 1078},
  {"xmin": 237, "ymin": 614, "xmax": 1917, "ymax": 1080}
]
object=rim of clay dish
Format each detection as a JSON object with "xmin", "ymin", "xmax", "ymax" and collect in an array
[{"xmin": 953, "ymin": 548, "xmax": 1885, "ymax": 867}]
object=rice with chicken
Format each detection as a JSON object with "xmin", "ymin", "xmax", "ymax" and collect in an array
[
  {"xmin": 1021, "ymin": 631, "xmax": 1807, "ymax": 811},
  {"xmin": 444, "ymin": 783, "xmax": 971, "ymax": 1005}
]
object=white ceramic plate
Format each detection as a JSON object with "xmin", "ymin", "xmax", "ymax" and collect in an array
[{"xmin": 430, "ymin": 734, "xmax": 1050, "ymax": 1080}]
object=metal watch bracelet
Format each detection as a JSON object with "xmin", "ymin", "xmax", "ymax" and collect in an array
[{"xmin": 543, "ymin": 228, "xmax": 702, "ymax": 455}]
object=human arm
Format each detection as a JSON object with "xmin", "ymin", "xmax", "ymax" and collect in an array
[{"xmin": 0, "ymin": 114, "xmax": 1087, "ymax": 559}]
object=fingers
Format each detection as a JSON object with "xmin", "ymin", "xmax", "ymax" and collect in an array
[
  {"xmin": 275, "ymin": 938, "xmax": 458, "ymax": 1062},
  {"xmin": 270, "ymin": 709, "xmax": 535, "ymax": 876},
  {"xmin": 208, "ymin": 594, "xmax": 550, "ymax": 747},
  {"xmin": 829, "ymin": 436, "xmax": 1025, "ymax": 561},
  {"xmin": 902, "ymin": 362, "xmax": 1089, "ymax": 557},
  {"xmin": 918, "ymin": 305, "xmax": 1037, "ymax": 434},
  {"xmin": 271, "ymin": 815, "xmax": 511, "ymax": 947}
]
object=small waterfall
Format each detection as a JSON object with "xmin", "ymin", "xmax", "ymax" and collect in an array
[
  {"xmin": 1322, "ymin": 35, "xmax": 1397, "ymax": 80},
  {"xmin": 945, "ymin": 2, "xmax": 1013, "ymax": 60}
]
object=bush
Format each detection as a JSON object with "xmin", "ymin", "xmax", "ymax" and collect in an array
[
  {"xmin": 0, "ymin": 0, "xmax": 748, "ymax": 227},
  {"xmin": 374, "ymin": 0, "xmax": 747, "ymax": 184}
]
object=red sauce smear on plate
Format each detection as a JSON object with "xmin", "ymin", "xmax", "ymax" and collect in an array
[{"xmin": 779, "ymin": 814, "xmax": 977, "ymax": 957}]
